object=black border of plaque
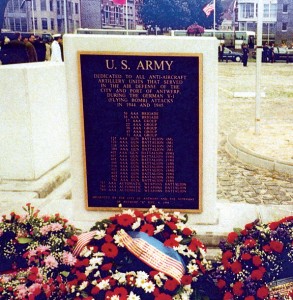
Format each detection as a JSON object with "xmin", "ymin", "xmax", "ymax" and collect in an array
[{"xmin": 78, "ymin": 52, "xmax": 202, "ymax": 212}]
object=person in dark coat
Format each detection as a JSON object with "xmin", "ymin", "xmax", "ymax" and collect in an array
[
  {"xmin": 242, "ymin": 43, "xmax": 249, "ymax": 67},
  {"xmin": 0, "ymin": 32, "xmax": 28, "ymax": 64},
  {"xmin": 23, "ymin": 34, "xmax": 38, "ymax": 62}
]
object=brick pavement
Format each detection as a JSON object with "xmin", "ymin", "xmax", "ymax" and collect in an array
[{"xmin": 217, "ymin": 62, "xmax": 293, "ymax": 208}]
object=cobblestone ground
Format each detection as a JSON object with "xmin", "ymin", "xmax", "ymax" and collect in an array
[{"xmin": 217, "ymin": 62, "xmax": 293, "ymax": 206}]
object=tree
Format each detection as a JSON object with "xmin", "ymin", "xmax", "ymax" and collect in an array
[
  {"xmin": 0, "ymin": 0, "xmax": 10, "ymax": 32},
  {"xmin": 138, "ymin": 0, "xmax": 223, "ymax": 31}
]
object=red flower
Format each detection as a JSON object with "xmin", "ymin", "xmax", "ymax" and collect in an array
[
  {"xmin": 223, "ymin": 291, "xmax": 234, "ymax": 300},
  {"xmin": 262, "ymin": 244, "xmax": 271, "ymax": 252},
  {"xmin": 106, "ymin": 223, "xmax": 117, "ymax": 235},
  {"xmin": 155, "ymin": 294, "xmax": 173, "ymax": 300},
  {"xmin": 181, "ymin": 275, "xmax": 192, "ymax": 285},
  {"xmin": 164, "ymin": 238, "xmax": 179, "ymax": 247},
  {"xmin": 217, "ymin": 279, "xmax": 226, "ymax": 289},
  {"xmin": 251, "ymin": 269, "xmax": 264, "ymax": 280},
  {"xmin": 227, "ymin": 232, "xmax": 238, "ymax": 244},
  {"xmin": 244, "ymin": 297, "xmax": 255, "ymax": 300},
  {"xmin": 233, "ymin": 281, "xmax": 244, "ymax": 296},
  {"xmin": 244, "ymin": 239, "xmax": 256, "ymax": 248},
  {"xmin": 241, "ymin": 229, "xmax": 248, "ymax": 235},
  {"xmin": 166, "ymin": 221, "xmax": 177, "ymax": 230},
  {"xmin": 145, "ymin": 212, "xmax": 161, "ymax": 223},
  {"xmin": 140, "ymin": 224, "xmax": 155, "ymax": 236},
  {"xmin": 164, "ymin": 279, "xmax": 179, "ymax": 291},
  {"xmin": 101, "ymin": 263, "xmax": 113, "ymax": 271},
  {"xmin": 91, "ymin": 286, "xmax": 100, "ymax": 295},
  {"xmin": 252, "ymin": 255, "xmax": 262, "ymax": 267},
  {"xmin": 241, "ymin": 253, "xmax": 252, "ymax": 260},
  {"xmin": 231, "ymin": 261, "xmax": 242, "ymax": 274},
  {"xmin": 245, "ymin": 222, "xmax": 254, "ymax": 230},
  {"xmin": 116, "ymin": 214, "xmax": 135, "ymax": 227},
  {"xmin": 105, "ymin": 234, "xmax": 113, "ymax": 242},
  {"xmin": 189, "ymin": 238, "xmax": 205, "ymax": 251},
  {"xmin": 270, "ymin": 240, "xmax": 284, "ymax": 253},
  {"xmin": 223, "ymin": 250, "xmax": 233, "ymax": 260},
  {"xmin": 182, "ymin": 227, "xmax": 193, "ymax": 236},
  {"xmin": 256, "ymin": 286, "xmax": 269, "ymax": 299},
  {"xmin": 269, "ymin": 221, "xmax": 280, "ymax": 230},
  {"xmin": 113, "ymin": 287, "xmax": 128, "ymax": 299},
  {"xmin": 101, "ymin": 243, "xmax": 118, "ymax": 258},
  {"xmin": 134, "ymin": 210, "xmax": 144, "ymax": 218}
]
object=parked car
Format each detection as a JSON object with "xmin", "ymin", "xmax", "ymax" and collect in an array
[
  {"xmin": 222, "ymin": 47, "xmax": 243, "ymax": 62},
  {"xmin": 252, "ymin": 47, "xmax": 293, "ymax": 62}
]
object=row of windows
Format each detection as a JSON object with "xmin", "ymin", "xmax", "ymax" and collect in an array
[
  {"xmin": 7, "ymin": 0, "xmax": 79, "ymax": 15},
  {"xmin": 238, "ymin": 3, "xmax": 290, "ymax": 19}
]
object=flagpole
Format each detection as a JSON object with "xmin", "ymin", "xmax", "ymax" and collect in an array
[
  {"xmin": 213, "ymin": 0, "xmax": 216, "ymax": 36},
  {"xmin": 125, "ymin": 0, "xmax": 128, "ymax": 35}
]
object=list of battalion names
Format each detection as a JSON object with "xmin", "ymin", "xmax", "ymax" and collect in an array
[{"xmin": 94, "ymin": 64, "xmax": 189, "ymax": 195}]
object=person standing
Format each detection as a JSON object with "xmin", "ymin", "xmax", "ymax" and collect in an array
[
  {"xmin": 242, "ymin": 43, "xmax": 249, "ymax": 67},
  {"xmin": 50, "ymin": 34, "xmax": 63, "ymax": 62},
  {"xmin": 24, "ymin": 34, "xmax": 38, "ymax": 62}
]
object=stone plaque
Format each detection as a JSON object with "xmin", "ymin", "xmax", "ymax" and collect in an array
[{"xmin": 79, "ymin": 52, "xmax": 202, "ymax": 212}]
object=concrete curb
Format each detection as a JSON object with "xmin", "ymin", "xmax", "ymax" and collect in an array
[{"xmin": 226, "ymin": 133, "xmax": 293, "ymax": 175}]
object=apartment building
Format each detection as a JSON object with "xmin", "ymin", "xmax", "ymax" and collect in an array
[
  {"xmin": 275, "ymin": 0, "xmax": 293, "ymax": 45},
  {"xmin": 80, "ymin": 0, "xmax": 142, "ymax": 30},
  {"xmin": 3, "ymin": 0, "xmax": 80, "ymax": 34}
]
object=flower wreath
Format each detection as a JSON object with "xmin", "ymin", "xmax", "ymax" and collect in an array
[
  {"xmin": 213, "ymin": 216, "xmax": 293, "ymax": 300},
  {"xmin": 68, "ymin": 206, "xmax": 210, "ymax": 300}
]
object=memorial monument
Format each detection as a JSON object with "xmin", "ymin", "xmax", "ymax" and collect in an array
[{"xmin": 64, "ymin": 34, "xmax": 218, "ymax": 226}]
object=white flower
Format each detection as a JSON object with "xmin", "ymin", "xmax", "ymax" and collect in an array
[
  {"xmin": 93, "ymin": 229, "xmax": 106, "ymax": 240},
  {"xmin": 110, "ymin": 296, "xmax": 120, "ymax": 300},
  {"xmin": 127, "ymin": 291, "xmax": 141, "ymax": 300},
  {"xmin": 112, "ymin": 272, "xmax": 127, "ymax": 284},
  {"xmin": 142, "ymin": 281, "xmax": 155, "ymax": 293},
  {"xmin": 135, "ymin": 272, "xmax": 149, "ymax": 288},
  {"xmin": 78, "ymin": 281, "xmax": 88, "ymax": 291},
  {"xmin": 80, "ymin": 247, "xmax": 93, "ymax": 257},
  {"xmin": 174, "ymin": 235, "xmax": 183, "ymax": 242},
  {"xmin": 89, "ymin": 256, "xmax": 103, "ymax": 265},
  {"xmin": 98, "ymin": 279, "xmax": 110, "ymax": 290},
  {"xmin": 154, "ymin": 224, "xmax": 165, "ymax": 234},
  {"xmin": 122, "ymin": 209, "xmax": 136, "ymax": 217},
  {"xmin": 131, "ymin": 218, "xmax": 141, "ymax": 230},
  {"xmin": 85, "ymin": 265, "xmax": 96, "ymax": 276},
  {"xmin": 113, "ymin": 231, "xmax": 125, "ymax": 247},
  {"xmin": 187, "ymin": 261, "xmax": 199, "ymax": 274}
]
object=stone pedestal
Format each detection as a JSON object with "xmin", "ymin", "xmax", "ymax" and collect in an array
[{"xmin": 0, "ymin": 62, "xmax": 70, "ymax": 180}]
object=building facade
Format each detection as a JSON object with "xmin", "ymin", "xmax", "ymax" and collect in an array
[
  {"xmin": 80, "ymin": 0, "xmax": 142, "ymax": 30},
  {"xmin": 275, "ymin": 0, "xmax": 293, "ymax": 45},
  {"xmin": 4, "ymin": 0, "xmax": 80, "ymax": 34}
]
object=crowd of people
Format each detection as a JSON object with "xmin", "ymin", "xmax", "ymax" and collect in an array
[{"xmin": 0, "ymin": 32, "xmax": 63, "ymax": 65}]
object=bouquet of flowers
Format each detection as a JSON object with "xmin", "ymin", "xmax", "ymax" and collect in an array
[
  {"xmin": 67, "ymin": 206, "xmax": 211, "ymax": 300},
  {"xmin": 212, "ymin": 216, "xmax": 293, "ymax": 300},
  {"xmin": 0, "ymin": 203, "xmax": 79, "ymax": 299}
]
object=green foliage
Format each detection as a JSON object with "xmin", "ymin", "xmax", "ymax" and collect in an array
[{"xmin": 138, "ymin": 0, "xmax": 223, "ymax": 31}]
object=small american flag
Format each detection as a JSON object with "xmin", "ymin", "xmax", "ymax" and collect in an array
[
  {"xmin": 73, "ymin": 231, "xmax": 97, "ymax": 256},
  {"xmin": 203, "ymin": 1, "xmax": 214, "ymax": 17}
]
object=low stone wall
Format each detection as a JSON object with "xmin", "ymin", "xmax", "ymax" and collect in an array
[{"xmin": 0, "ymin": 62, "xmax": 70, "ymax": 180}]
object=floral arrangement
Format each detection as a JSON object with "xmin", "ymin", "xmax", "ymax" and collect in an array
[
  {"xmin": 213, "ymin": 216, "xmax": 293, "ymax": 300},
  {"xmin": 66, "ymin": 206, "xmax": 211, "ymax": 300},
  {"xmin": 0, "ymin": 203, "xmax": 79, "ymax": 299}
]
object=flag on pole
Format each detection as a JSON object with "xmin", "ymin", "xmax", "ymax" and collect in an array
[
  {"xmin": 203, "ymin": 1, "xmax": 214, "ymax": 17},
  {"xmin": 113, "ymin": 0, "xmax": 126, "ymax": 4}
]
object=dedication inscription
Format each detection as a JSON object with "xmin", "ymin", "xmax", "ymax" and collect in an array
[{"xmin": 79, "ymin": 52, "xmax": 202, "ymax": 212}]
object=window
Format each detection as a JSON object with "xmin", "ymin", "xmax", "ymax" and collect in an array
[
  {"xmin": 104, "ymin": 5, "xmax": 110, "ymax": 24},
  {"xmin": 283, "ymin": 4, "xmax": 288, "ymax": 13},
  {"xmin": 114, "ymin": 7, "xmax": 120, "ymax": 24},
  {"xmin": 57, "ymin": 1, "xmax": 61, "ymax": 14},
  {"xmin": 50, "ymin": 0, "xmax": 53, "ymax": 11},
  {"xmin": 51, "ymin": 18, "xmax": 55, "ymax": 30},
  {"xmin": 41, "ymin": 0, "xmax": 46, "ymax": 11},
  {"xmin": 21, "ymin": 17, "xmax": 27, "ymax": 31},
  {"xmin": 75, "ymin": 3, "xmax": 79, "ymax": 14},
  {"xmin": 282, "ymin": 22, "xmax": 288, "ymax": 31},
  {"xmin": 240, "ymin": 3, "xmax": 254, "ymax": 19},
  {"xmin": 42, "ymin": 18, "xmax": 48, "ymax": 30},
  {"xmin": 34, "ymin": 18, "xmax": 38, "ymax": 30}
]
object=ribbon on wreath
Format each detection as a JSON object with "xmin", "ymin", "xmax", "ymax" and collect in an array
[{"xmin": 117, "ymin": 230, "xmax": 186, "ymax": 284}]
